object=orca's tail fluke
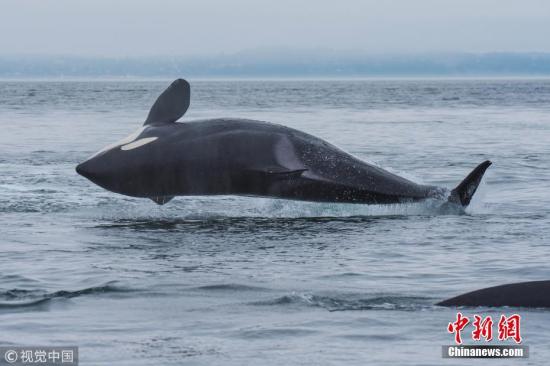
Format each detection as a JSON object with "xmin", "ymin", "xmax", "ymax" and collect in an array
[{"xmin": 447, "ymin": 160, "xmax": 492, "ymax": 207}]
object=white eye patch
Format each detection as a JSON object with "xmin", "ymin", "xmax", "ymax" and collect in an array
[
  {"xmin": 120, "ymin": 137, "xmax": 158, "ymax": 151},
  {"xmin": 88, "ymin": 126, "xmax": 147, "ymax": 159}
]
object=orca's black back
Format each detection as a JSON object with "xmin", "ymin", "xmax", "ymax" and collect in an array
[{"xmin": 438, "ymin": 280, "xmax": 550, "ymax": 308}]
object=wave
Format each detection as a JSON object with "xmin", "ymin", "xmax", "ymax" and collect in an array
[
  {"xmin": 0, "ymin": 282, "xmax": 132, "ymax": 310},
  {"xmin": 251, "ymin": 292, "xmax": 433, "ymax": 311},
  {"xmin": 191, "ymin": 283, "xmax": 270, "ymax": 292}
]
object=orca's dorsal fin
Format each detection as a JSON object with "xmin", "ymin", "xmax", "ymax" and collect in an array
[
  {"xmin": 144, "ymin": 79, "xmax": 190, "ymax": 126},
  {"xmin": 150, "ymin": 196, "xmax": 174, "ymax": 205}
]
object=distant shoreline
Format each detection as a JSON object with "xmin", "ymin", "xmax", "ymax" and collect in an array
[
  {"xmin": 2, "ymin": 76, "xmax": 550, "ymax": 82},
  {"xmin": 2, "ymin": 52, "xmax": 550, "ymax": 79}
]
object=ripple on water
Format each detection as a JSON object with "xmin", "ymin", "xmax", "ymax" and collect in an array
[
  {"xmin": 250, "ymin": 292, "xmax": 434, "ymax": 312},
  {"xmin": 0, "ymin": 282, "xmax": 134, "ymax": 311}
]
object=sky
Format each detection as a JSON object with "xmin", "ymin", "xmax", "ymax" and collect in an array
[{"xmin": 1, "ymin": 0, "xmax": 549, "ymax": 57}]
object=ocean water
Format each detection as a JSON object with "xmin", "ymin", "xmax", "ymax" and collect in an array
[{"xmin": 1, "ymin": 79, "xmax": 549, "ymax": 365}]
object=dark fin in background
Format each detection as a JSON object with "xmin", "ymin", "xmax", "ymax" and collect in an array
[
  {"xmin": 150, "ymin": 196, "xmax": 174, "ymax": 205},
  {"xmin": 144, "ymin": 79, "xmax": 190, "ymax": 126},
  {"xmin": 436, "ymin": 280, "xmax": 550, "ymax": 308},
  {"xmin": 447, "ymin": 160, "xmax": 492, "ymax": 207}
]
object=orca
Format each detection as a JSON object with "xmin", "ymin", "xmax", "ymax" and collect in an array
[
  {"xmin": 437, "ymin": 281, "xmax": 550, "ymax": 308},
  {"xmin": 76, "ymin": 78, "xmax": 491, "ymax": 206}
]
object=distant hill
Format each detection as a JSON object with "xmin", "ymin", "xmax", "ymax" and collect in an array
[{"xmin": 1, "ymin": 52, "xmax": 550, "ymax": 78}]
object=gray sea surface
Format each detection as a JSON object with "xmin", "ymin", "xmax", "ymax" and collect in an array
[{"xmin": 1, "ymin": 79, "xmax": 549, "ymax": 365}]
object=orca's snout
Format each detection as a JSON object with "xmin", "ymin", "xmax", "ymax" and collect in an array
[
  {"xmin": 76, "ymin": 159, "xmax": 99, "ymax": 182},
  {"xmin": 75, "ymin": 162, "xmax": 85, "ymax": 176}
]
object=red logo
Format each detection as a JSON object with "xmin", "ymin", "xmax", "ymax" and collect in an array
[
  {"xmin": 472, "ymin": 315, "xmax": 493, "ymax": 341},
  {"xmin": 447, "ymin": 313, "xmax": 522, "ymax": 344},
  {"xmin": 498, "ymin": 314, "xmax": 522, "ymax": 344},
  {"xmin": 447, "ymin": 312, "xmax": 470, "ymax": 344}
]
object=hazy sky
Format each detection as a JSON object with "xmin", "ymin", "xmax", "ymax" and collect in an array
[{"xmin": 1, "ymin": 0, "xmax": 549, "ymax": 57}]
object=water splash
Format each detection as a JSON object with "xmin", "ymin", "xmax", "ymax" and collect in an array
[
  {"xmin": 251, "ymin": 292, "xmax": 434, "ymax": 312},
  {"xmin": 83, "ymin": 195, "xmax": 470, "ymax": 222}
]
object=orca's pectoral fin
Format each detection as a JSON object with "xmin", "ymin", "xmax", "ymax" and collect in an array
[
  {"xmin": 245, "ymin": 165, "xmax": 307, "ymax": 180},
  {"xmin": 263, "ymin": 166, "xmax": 307, "ymax": 179},
  {"xmin": 448, "ymin": 160, "xmax": 492, "ymax": 207},
  {"xmin": 144, "ymin": 79, "xmax": 190, "ymax": 126},
  {"xmin": 150, "ymin": 196, "xmax": 175, "ymax": 205}
]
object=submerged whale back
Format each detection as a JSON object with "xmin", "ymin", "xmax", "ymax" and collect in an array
[{"xmin": 438, "ymin": 280, "xmax": 550, "ymax": 308}]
